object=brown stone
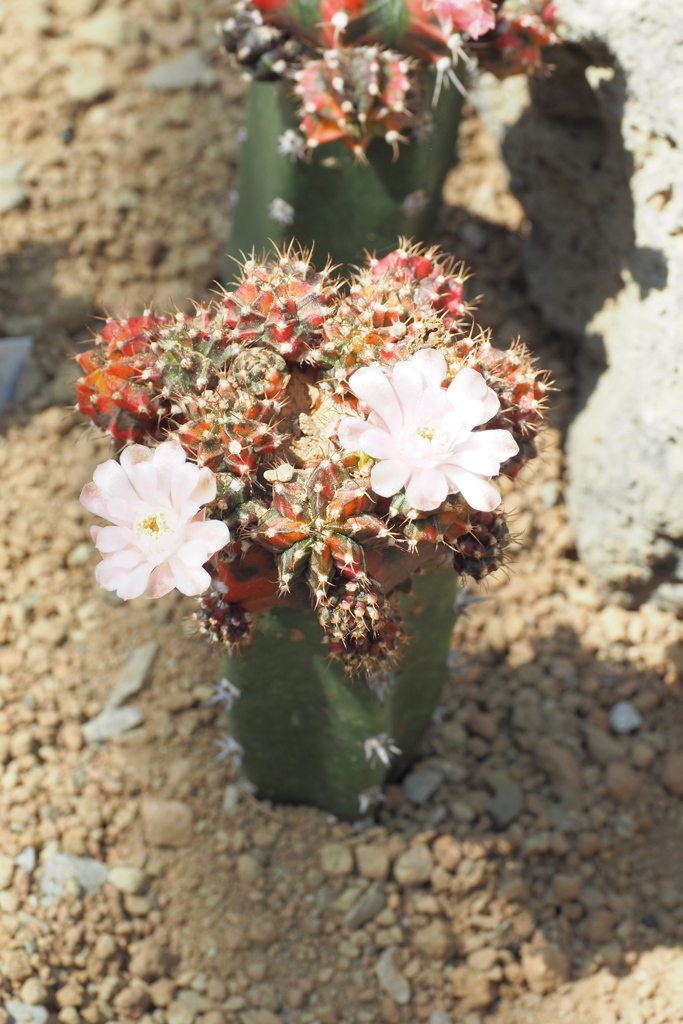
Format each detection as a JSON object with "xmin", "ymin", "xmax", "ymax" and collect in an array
[
  {"xmin": 553, "ymin": 874, "xmax": 583, "ymax": 903},
  {"xmin": 320, "ymin": 842, "xmax": 353, "ymax": 876},
  {"xmin": 536, "ymin": 739, "xmax": 582, "ymax": 795},
  {"xmin": 411, "ymin": 919, "xmax": 453, "ymax": 961},
  {"xmin": 585, "ymin": 726, "xmax": 624, "ymax": 765},
  {"xmin": 60, "ymin": 721, "xmax": 84, "ymax": 751},
  {"xmin": 393, "ymin": 844, "xmax": 433, "ymax": 887},
  {"xmin": 586, "ymin": 909, "xmax": 618, "ymax": 944},
  {"xmin": 113, "ymin": 987, "xmax": 151, "ymax": 1018},
  {"xmin": 141, "ymin": 798, "xmax": 193, "ymax": 847},
  {"xmin": 56, "ymin": 982, "xmax": 85, "ymax": 1009},
  {"xmin": 466, "ymin": 710, "xmax": 497, "ymax": 740},
  {"xmin": 355, "ymin": 844, "xmax": 390, "ymax": 881},
  {"xmin": 128, "ymin": 939, "xmax": 173, "ymax": 982},
  {"xmin": 149, "ymin": 978, "xmax": 176, "ymax": 1008},
  {"xmin": 4, "ymin": 951, "xmax": 32, "ymax": 983},
  {"xmin": 239, "ymin": 1012, "xmax": 283, "ymax": 1024},
  {"xmin": 605, "ymin": 762, "xmax": 641, "ymax": 805},
  {"xmin": 521, "ymin": 944, "xmax": 570, "ymax": 994},
  {"xmin": 467, "ymin": 948, "xmax": 498, "ymax": 972},
  {"xmin": 432, "ymin": 834, "xmax": 461, "ymax": 872},
  {"xmin": 450, "ymin": 965, "xmax": 496, "ymax": 1010},
  {"xmin": 661, "ymin": 753, "xmax": 683, "ymax": 797}
]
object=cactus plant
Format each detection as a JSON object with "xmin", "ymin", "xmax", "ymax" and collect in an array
[
  {"xmin": 76, "ymin": 240, "xmax": 549, "ymax": 818},
  {"xmin": 219, "ymin": 0, "xmax": 557, "ymax": 270}
]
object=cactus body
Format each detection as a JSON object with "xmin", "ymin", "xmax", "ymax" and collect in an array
[
  {"xmin": 227, "ymin": 567, "xmax": 457, "ymax": 820},
  {"xmin": 227, "ymin": 71, "xmax": 464, "ymax": 272}
]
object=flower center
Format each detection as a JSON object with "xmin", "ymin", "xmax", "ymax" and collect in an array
[
  {"xmin": 135, "ymin": 512, "xmax": 169, "ymax": 538},
  {"xmin": 414, "ymin": 424, "xmax": 447, "ymax": 445}
]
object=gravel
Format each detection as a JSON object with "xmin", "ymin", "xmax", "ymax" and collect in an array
[{"xmin": 2, "ymin": 21, "xmax": 683, "ymax": 1022}]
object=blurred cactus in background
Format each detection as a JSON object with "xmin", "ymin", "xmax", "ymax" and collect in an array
[
  {"xmin": 219, "ymin": 0, "xmax": 557, "ymax": 268},
  {"xmin": 76, "ymin": 241, "xmax": 549, "ymax": 817}
]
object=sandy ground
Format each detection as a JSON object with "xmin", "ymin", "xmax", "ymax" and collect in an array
[{"xmin": 2, "ymin": 2, "xmax": 683, "ymax": 1023}]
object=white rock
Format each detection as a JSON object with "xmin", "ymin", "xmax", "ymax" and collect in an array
[
  {"xmin": 83, "ymin": 705, "xmax": 144, "ymax": 743},
  {"xmin": 73, "ymin": 9, "xmax": 126, "ymax": 47},
  {"xmin": 64, "ymin": 63, "xmax": 111, "ymax": 103},
  {"xmin": 15, "ymin": 847, "xmax": 37, "ymax": 875},
  {"xmin": 40, "ymin": 853, "xmax": 107, "ymax": 900},
  {"xmin": 106, "ymin": 642, "xmax": 158, "ymax": 708},
  {"xmin": 5, "ymin": 1002, "xmax": 49, "ymax": 1024},
  {"xmin": 609, "ymin": 700, "xmax": 642, "ymax": 733},
  {"xmin": 145, "ymin": 50, "xmax": 216, "ymax": 91},
  {"xmin": 376, "ymin": 947, "xmax": 411, "ymax": 1005}
]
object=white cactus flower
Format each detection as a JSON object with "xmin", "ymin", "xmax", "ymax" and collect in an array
[
  {"xmin": 80, "ymin": 441, "xmax": 229, "ymax": 600},
  {"xmin": 337, "ymin": 348, "xmax": 519, "ymax": 513}
]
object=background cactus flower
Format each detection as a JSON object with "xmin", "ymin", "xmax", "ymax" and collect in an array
[
  {"xmin": 337, "ymin": 349, "xmax": 519, "ymax": 512},
  {"xmin": 80, "ymin": 442, "xmax": 229, "ymax": 601},
  {"xmin": 428, "ymin": 0, "xmax": 496, "ymax": 38}
]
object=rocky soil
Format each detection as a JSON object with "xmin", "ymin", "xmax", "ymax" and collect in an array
[{"xmin": 2, "ymin": 2, "xmax": 683, "ymax": 1024}]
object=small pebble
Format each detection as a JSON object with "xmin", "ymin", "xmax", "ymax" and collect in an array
[
  {"xmin": 107, "ymin": 865, "xmax": 147, "ymax": 895},
  {"xmin": 376, "ymin": 947, "xmax": 411, "ymax": 1005},
  {"xmin": 609, "ymin": 700, "xmax": 642, "ymax": 733},
  {"xmin": 402, "ymin": 768, "xmax": 443, "ymax": 805}
]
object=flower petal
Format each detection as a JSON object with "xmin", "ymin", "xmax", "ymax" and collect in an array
[
  {"xmin": 168, "ymin": 555, "xmax": 212, "ymax": 596},
  {"xmin": 80, "ymin": 481, "xmax": 111, "ymax": 519},
  {"xmin": 92, "ymin": 459, "xmax": 139, "ymax": 502},
  {"xmin": 443, "ymin": 465, "xmax": 502, "ymax": 512},
  {"xmin": 116, "ymin": 562, "xmax": 154, "ymax": 600},
  {"xmin": 92, "ymin": 524, "xmax": 135, "ymax": 553},
  {"xmin": 188, "ymin": 466, "xmax": 217, "ymax": 507},
  {"xmin": 186, "ymin": 518, "xmax": 230, "ymax": 552},
  {"xmin": 119, "ymin": 444, "xmax": 154, "ymax": 474},
  {"xmin": 151, "ymin": 441, "xmax": 187, "ymax": 474},
  {"xmin": 447, "ymin": 366, "xmax": 489, "ymax": 404},
  {"xmin": 95, "ymin": 557, "xmax": 127, "ymax": 592},
  {"xmin": 404, "ymin": 468, "xmax": 448, "ymax": 511},
  {"xmin": 476, "ymin": 386, "xmax": 500, "ymax": 426},
  {"xmin": 170, "ymin": 461, "xmax": 201, "ymax": 506},
  {"xmin": 337, "ymin": 416, "xmax": 372, "ymax": 451},
  {"xmin": 347, "ymin": 366, "xmax": 402, "ymax": 433},
  {"xmin": 370, "ymin": 459, "xmax": 411, "ymax": 497},
  {"xmin": 391, "ymin": 360, "xmax": 424, "ymax": 417},
  {"xmin": 144, "ymin": 563, "xmax": 176, "ymax": 599},
  {"xmin": 410, "ymin": 348, "xmax": 447, "ymax": 387},
  {"xmin": 127, "ymin": 460, "xmax": 162, "ymax": 504},
  {"xmin": 473, "ymin": 428, "xmax": 519, "ymax": 461},
  {"xmin": 356, "ymin": 426, "xmax": 396, "ymax": 461}
]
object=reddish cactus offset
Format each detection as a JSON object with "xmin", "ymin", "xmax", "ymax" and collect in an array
[
  {"xmin": 75, "ymin": 314, "xmax": 169, "ymax": 443},
  {"xmin": 292, "ymin": 46, "xmax": 416, "ymax": 160},
  {"xmin": 220, "ymin": 0, "xmax": 558, "ymax": 157}
]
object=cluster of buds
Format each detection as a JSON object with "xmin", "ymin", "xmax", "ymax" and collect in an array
[
  {"xmin": 219, "ymin": 0, "xmax": 558, "ymax": 157},
  {"xmin": 77, "ymin": 242, "xmax": 549, "ymax": 675}
]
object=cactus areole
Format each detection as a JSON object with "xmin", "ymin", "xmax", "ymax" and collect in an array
[
  {"xmin": 220, "ymin": 0, "xmax": 557, "ymax": 269},
  {"xmin": 77, "ymin": 242, "xmax": 550, "ymax": 818}
]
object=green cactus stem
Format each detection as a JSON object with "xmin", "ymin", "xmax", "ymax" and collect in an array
[
  {"xmin": 226, "ymin": 567, "xmax": 458, "ymax": 821},
  {"xmin": 227, "ymin": 70, "xmax": 464, "ymax": 274}
]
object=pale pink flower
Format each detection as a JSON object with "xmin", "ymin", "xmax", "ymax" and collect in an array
[
  {"xmin": 337, "ymin": 349, "xmax": 518, "ymax": 513},
  {"xmin": 430, "ymin": 0, "xmax": 495, "ymax": 38},
  {"xmin": 80, "ymin": 441, "xmax": 230, "ymax": 600}
]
